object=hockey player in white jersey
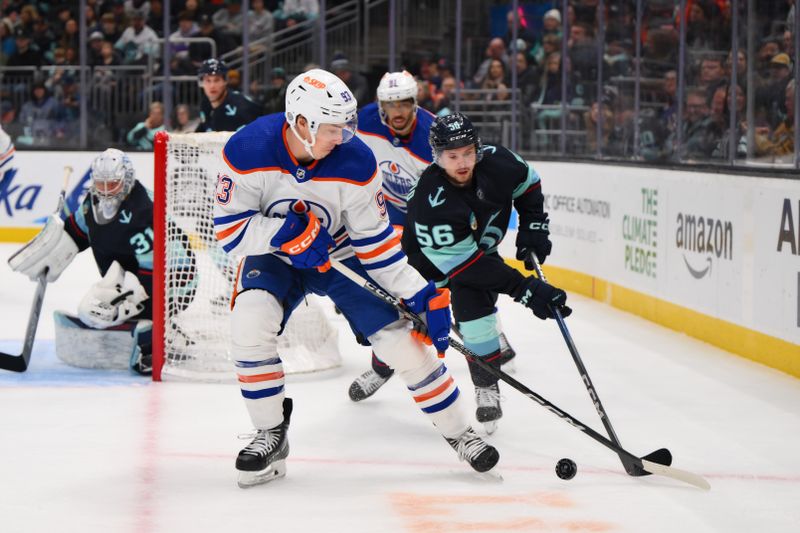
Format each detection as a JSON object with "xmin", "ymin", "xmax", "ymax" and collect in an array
[
  {"xmin": 347, "ymin": 71, "xmax": 517, "ymax": 402},
  {"xmin": 213, "ymin": 69, "xmax": 499, "ymax": 487}
]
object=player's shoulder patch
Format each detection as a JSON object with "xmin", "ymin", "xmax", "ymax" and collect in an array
[{"xmin": 222, "ymin": 114, "xmax": 283, "ymax": 173}]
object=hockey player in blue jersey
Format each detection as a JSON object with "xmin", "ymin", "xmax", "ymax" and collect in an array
[
  {"xmin": 347, "ymin": 71, "xmax": 517, "ymax": 403},
  {"xmin": 402, "ymin": 113, "xmax": 571, "ymax": 433},
  {"xmin": 213, "ymin": 69, "xmax": 500, "ymax": 487}
]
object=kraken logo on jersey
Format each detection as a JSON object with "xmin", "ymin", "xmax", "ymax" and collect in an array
[
  {"xmin": 378, "ymin": 160, "xmax": 417, "ymax": 200},
  {"xmin": 264, "ymin": 198, "xmax": 332, "ymax": 229}
]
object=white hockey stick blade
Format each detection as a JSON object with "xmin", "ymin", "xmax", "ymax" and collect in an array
[{"xmin": 641, "ymin": 459, "xmax": 711, "ymax": 491}]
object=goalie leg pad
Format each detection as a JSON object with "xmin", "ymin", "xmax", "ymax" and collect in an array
[
  {"xmin": 54, "ymin": 311, "xmax": 136, "ymax": 369},
  {"xmin": 231, "ymin": 289, "xmax": 285, "ymax": 430},
  {"xmin": 8, "ymin": 214, "xmax": 78, "ymax": 282},
  {"xmin": 370, "ymin": 320, "xmax": 468, "ymax": 439}
]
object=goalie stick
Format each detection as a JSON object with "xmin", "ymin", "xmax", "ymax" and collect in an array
[
  {"xmin": 529, "ymin": 253, "xmax": 671, "ymax": 477},
  {"xmin": 0, "ymin": 166, "xmax": 73, "ymax": 372},
  {"xmin": 328, "ymin": 257, "xmax": 710, "ymax": 491}
]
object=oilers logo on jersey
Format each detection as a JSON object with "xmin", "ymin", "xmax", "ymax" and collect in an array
[
  {"xmin": 264, "ymin": 198, "xmax": 333, "ymax": 229},
  {"xmin": 378, "ymin": 160, "xmax": 417, "ymax": 206}
]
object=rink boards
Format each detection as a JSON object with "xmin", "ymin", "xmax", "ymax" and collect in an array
[{"xmin": 1, "ymin": 151, "xmax": 798, "ymax": 376}]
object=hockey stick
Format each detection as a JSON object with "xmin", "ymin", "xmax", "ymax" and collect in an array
[
  {"xmin": 529, "ymin": 253, "xmax": 672, "ymax": 476},
  {"xmin": 328, "ymin": 258, "xmax": 709, "ymax": 490},
  {"xmin": 0, "ymin": 166, "xmax": 73, "ymax": 372}
]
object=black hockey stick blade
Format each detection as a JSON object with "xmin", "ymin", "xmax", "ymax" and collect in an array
[
  {"xmin": 0, "ymin": 273, "xmax": 48, "ymax": 373},
  {"xmin": 627, "ymin": 448, "xmax": 673, "ymax": 476}
]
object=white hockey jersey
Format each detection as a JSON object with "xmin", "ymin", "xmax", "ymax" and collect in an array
[
  {"xmin": 213, "ymin": 113, "xmax": 427, "ymax": 299},
  {"xmin": 0, "ymin": 125, "xmax": 14, "ymax": 170},
  {"xmin": 356, "ymin": 103, "xmax": 435, "ymax": 213}
]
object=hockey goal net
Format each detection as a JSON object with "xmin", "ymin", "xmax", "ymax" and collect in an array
[{"xmin": 152, "ymin": 131, "xmax": 342, "ymax": 381}]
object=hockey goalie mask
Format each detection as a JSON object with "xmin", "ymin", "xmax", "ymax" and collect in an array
[
  {"xmin": 284, "ymin": 68, "xmax": 358, "ymax": 159},
  {"xmin": 376, "ymin": 71, "xmax": 418, "ymax": 129},
  {"xmin": 90, "ymin": 148, "xmax": 135, "ymax": 224}
]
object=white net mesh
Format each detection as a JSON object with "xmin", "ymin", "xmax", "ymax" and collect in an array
[{"xmin": 159, "ymin": 132, "xmax": 342, "ymax": 381}]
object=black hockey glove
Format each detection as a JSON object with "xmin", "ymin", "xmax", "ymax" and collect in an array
[
  {"xmin": 516, "ymin": 216, "xmax": 552, "ymax": 269},
  {"xmin": 513, "ymin": 276, "xmax": 572, "ymax": 320}
]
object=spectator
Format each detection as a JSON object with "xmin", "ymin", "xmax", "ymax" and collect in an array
[
  {"xmin": 480, "ymin": 58, "xmax": 509, "ymax": 101},
  {"xmin": 125, "ymin": 0, "xmax": 151, "ymax": 20},
  {"xmin": 18, "ymin": 82, "xmax": 59, "ymax": 146},
  {"xmin": 115, "ymin": 9, "xmax": 158, "ymax": 65},
  {"xmin": 697, "ymin": 55, "xmax": 725, "ymax": 93},
  {"xmin": 189, "ymin": 15, "xmax": 235, "ymax": 66},
  {"xmin": 88, "ymin": 31, "xmax": 106, "ymax": 65},
  {"xmin": 756, "ymin": 37, "xmax": 781, "ymax": 81},
  {"xmin": 583, "ymin": 88, "xmax": 615, "ymax": 153},
  {"xmin": 31, "ymin": 17, "xmax": 55, "ymax": 60},
  {"xmin": 275, "ymin": 0, "xmax": 319, "ymax": 29},
  {"xmin": 331, "ymin": 56, "xmax": 369, "ymax": 105},
  {"xmin": 472, "ymin": 38, "xmax": 509, "ymax": 87},
  {"xmin": 171, "ymin": 104, "xmax": 200, "ymax": 133},
  {"xmin": 755, "ymin": 80, "xmax": 795, "ymax": 158},
  {"xmin": 126, "ymin": 101, "xmax": 165, "ymax": 149},
  {"xmin": 417, "ymin": 79, "xmax": 435, "ymax": 113},
  {"xmin": 515, "ymin": 51, "xmax": 539, "ymax": 105},
  {"xmin": 675, "ymin": 88, "xmax": 717, "ymax": 160},
  {"xmin": 259, "ymin": 66, "xmax": 288, "ymax": 114},
  {"xmin": 536, "ymin": 52, "xmax": 569, "ymax": 105},
  {"xmin": 685, "ymin": 0, "xmax": 719, "ymax": 50},
  {"xmin": 661, "ymin": 69, "xmax": 678, "ymax": 134},
  {"xmin": 434, "ymin": 75, "xmax": 459, "ymax": 115},
  {"xmin": 710, "ymin": 83, "xmax": 748, "ymax": 160},
  {"xmin": 170, "ymin": 11, "xmax": 198, "ymax": 58},
  {"xmin": 528, "ymin": 9, "xmax": 561, "ymax": 68},
  {"xmin": 99, "ymin": 13, "xmax": 122, "ymax": 43},
  {"xmin": 7, "ymin": 27, "xmax": 44, "ymax": 71},
  {"xmin": 59, "ymin": 18, "xmax": 79, "ymax": 51},
  {"xmin": 213, "ymin": 0, "xmax": 244, "ymax": 39},
  {"xmin": 760, "ymin": 53, "xmax": 793, "ymax": 128},
  {"xmin": 725, "ymin": 49, "xmax": 747, "ymax": 81},
  {"xmin": 0, "ymin": 18, "xmax": 16, "ymax": 65},
  {"xmin": 249, "ymin": 0, "xmax": 275, "ymax": 38},
  {"xmin": 147, "ymin": 0, "xmax": 164, "ymax": 36}
]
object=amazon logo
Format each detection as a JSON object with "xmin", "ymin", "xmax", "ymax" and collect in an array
[{"xmin": 675, "ymin": 213, "xmax": 733, "ymax": 279}]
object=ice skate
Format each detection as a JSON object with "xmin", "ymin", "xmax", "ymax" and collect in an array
[
  {"xmin": 236, "ymin": 398, "xmax": 292, "ymax": 488},
  {"xmin": 475, "ymin": 383, "xmax": 502, "ymax": 434},
  {"xmin": 348, "ymin": 368, "xmax": 394, "ymax": 402},
  {"xmin": 498, "ymin": 332, "xmax": 516, "ymax": 374},
  {"xmin": 446, "ymin": 426, "xmax": 500, "ymax": 473}
]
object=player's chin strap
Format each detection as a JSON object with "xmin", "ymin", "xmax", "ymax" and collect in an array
[
  {"xmin": 327, "ymin": 257, "xmax": 709, "ymax": 491},
  {"xmin": 288, "ymin": 122, "xmax": 318, "ymax": 160}
]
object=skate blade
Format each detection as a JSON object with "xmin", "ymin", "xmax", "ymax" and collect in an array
[
  {"xmin": 473, "ymin": 469, "xmax": 504, "ymax": 483},
  {"xmin": 237, "ymin": 460, "xmax": 286, "ymax": 488},
  {"xmin": 482, "ymin": 421, "xmax": 498, "ymax": 435}
]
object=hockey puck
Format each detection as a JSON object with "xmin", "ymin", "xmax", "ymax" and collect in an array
[{"xmin": 555, "ymin": 458, "xmax": 577, "ymax": 480}]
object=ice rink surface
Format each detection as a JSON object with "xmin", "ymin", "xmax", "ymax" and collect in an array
[{"xmin": 1, "ymin": 244, "xmax": 799, "ymax": 533}]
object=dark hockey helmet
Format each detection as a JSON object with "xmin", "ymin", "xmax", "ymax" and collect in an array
[
  {"xmin": 198, "ymin": 58, "xmax": 229, "ymax": 81},
  {"xmin": 429, "ymin": 112, "xmax": 483, "ymax": 165}
]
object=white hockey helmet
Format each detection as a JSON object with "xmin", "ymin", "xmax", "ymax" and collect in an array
[
  {"xmin": 376, "ymin": 70, "xmax": 418, "ymax": 126},
  {"xmin": 90, "ymin": 148, "xmax": 135, "ymax": 224},
  {"xmin": 284, "ymin": 68, "xmax": 358, "ymax": 158}
]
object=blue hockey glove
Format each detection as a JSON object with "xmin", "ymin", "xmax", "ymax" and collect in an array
[
  {"xmin": 516, "ymin": 215, "xmax": 552, "ymax": 269},
  {"xmin": 270, "ymin": 211, "xmax": 334, "ymax": 270},
  {"xmin": 513, "ymin": 276, "xmax": 572, "ymax": 320},
  {"xmin": 404, "ymin": 281, "xmax": 452, "ymax": 357}
]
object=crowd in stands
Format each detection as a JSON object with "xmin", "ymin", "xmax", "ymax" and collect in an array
[{"xmin": 0, "ymin": 0, "xmax": 797, "ymax": 164}]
